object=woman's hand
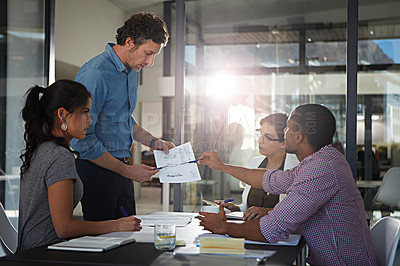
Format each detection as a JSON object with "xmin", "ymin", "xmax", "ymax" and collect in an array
[
  {"xmin": 198, "ymin": 151, "xmax": 225, "ymax": 171},
  {"xmin": 243, "ymin": 207, "xmax": 272, "ymax": 221},
  {"xmin": 115, "ymin": 216, "xmax": 142, "ymax": 232},
  {"xmin": 214, "ymin": 201, "xmax": 240, "ymax": 212}
]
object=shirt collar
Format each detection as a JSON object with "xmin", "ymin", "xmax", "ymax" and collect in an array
[{"xmin": 105, "ymin": 43, "xmax": 128, "ymax": 73}]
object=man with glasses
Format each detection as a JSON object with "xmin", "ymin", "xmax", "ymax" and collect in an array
[
  {"xmin": 198, "ymin": 104, "xmax": 376, "ymax": 265},
  {"xmin": 71, "ymin": 13, "xmax": 174, "ymax": 222}
]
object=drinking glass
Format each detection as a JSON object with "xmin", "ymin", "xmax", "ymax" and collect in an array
[{"xmin": 154, "ymin": 224, "xmax": 176, "ymax": 250}]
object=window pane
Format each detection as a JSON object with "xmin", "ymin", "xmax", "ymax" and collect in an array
[
  {"xmin": 1, "ymin": 0, "xmax": 47, "ymax": 228},
  {"xmin": 184, "ymin": 0, "xmax": 347, "ymax": 210},
  {"xmin": 357, "ymin": 1, "xmax": 400, "ymax": 186}
]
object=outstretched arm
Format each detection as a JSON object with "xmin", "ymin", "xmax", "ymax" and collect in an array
[
  {"xmin": 198, "ymin": 151, "xmax": 266, "ymax": 189},
  {"xmin": 91, "ymin": 150, "xmax": 159, "ymax": 183}
]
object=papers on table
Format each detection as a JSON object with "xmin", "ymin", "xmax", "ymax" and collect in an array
[
  {"xmin": 197, "ymin": 233, "xmax": 301, "ymax": 246},
  {"xmin": 175, "ymin": 244, "xmax": 276, "ymax": 259},
  {"xmin": 135, "ymin": 214, "xmax": 193, "ymax": 227},
  {"xmin": 246, "ymin": 234, "xmax": 301, "ymax": 246},
  {"xmin": 47, "ymin": 236, "xmax": 136, "ymax": 252},
  {"xmin": 225, "ymin": 212, "xmax": 244, "ymax": 220},
  {"xmin": 100, "ymin": 229, "xmax": 154, "ymax": 243},
  {"xmin": 154, "ymin": 142, "xmax": 201, "ymax": 183}
]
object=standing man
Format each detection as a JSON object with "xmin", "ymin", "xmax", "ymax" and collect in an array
[
  {"xmin": 198, "ymin": 104, "xmax": 376, "ymax": 265},
  {"xmin": 71, "ymin": 12, "xmax": 174, "ymax": 221}
]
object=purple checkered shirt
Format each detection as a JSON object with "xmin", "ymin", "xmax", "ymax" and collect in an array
[{"xmin": 260, "ymin": 145, "xmax": 377, "ymax": 265}]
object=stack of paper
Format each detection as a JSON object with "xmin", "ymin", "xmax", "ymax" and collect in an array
[{"xmin": 200, "ymin": 235, "xmax": 245, "ymax": 255}]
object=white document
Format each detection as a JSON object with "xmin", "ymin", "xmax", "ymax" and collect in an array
[
  {"xmin": 154, "ymin": 142, "xmax": 201, "ymax": 183},
  {"xmin": 245, "ymin": 234, "xmax": 301, "ymax": 246},
  {"xmin": 100, "ymin": 230, "xmax": 154, "ymax": 243},
  {"xmin": 47, "ymin": 235, "xmax": 136, "ymax": 252},
  {"xmin": 225, "ymin": 212, "xmax": 244, "ymax": 220},
  {"xmin": 135, "ymin": 215, "xmax": 192, "ymax": 227}
]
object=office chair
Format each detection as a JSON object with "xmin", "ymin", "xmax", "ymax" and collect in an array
[
  {"xmin": 370, "ymin": 216, "xmax": 400, "ymax": 266},
  {"xmin": 0, "ymin": 202, "xmax": 18, "ymax": 256},
  {"xmin": 374, "ymin": 167, "xmax": 400, "ymax": 208}
]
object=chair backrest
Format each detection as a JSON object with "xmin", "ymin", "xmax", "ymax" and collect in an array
[
  {"xmin": 0, "ymin": 202, "xmax": 18, "ymax": 255},
  {"xmin": 374, "ymin": 167, "xmax": 400, "ymax": 208},
  {"xmin": 370, "ymin": 216, "xmax": 400, "ymax": 266}
]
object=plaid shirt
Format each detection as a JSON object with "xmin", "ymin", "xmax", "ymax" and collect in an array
[{"xmin": 260, "ymin": 146, "xmax": 377, "ymax": 266}]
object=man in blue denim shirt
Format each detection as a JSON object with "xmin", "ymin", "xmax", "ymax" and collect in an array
[{"xmin": 71, "ymin": 13, "xmax": 174, "ymax": 221}]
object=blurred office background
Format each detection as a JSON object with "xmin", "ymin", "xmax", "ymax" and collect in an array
[{"xmin": 1, "ymin": 0, "xmax": 400, "ymax": 228}]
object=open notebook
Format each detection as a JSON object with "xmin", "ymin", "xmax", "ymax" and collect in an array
[{"xmin": 47, "ymin": 236, "xmax": 136, "ymax": 252}]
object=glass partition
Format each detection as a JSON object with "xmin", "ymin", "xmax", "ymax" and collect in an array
[
  {"xmin": 1, "ymin": 0, "xmax": 47, "ymax": 228},
  {"xmin": 357, "ymin": 1, "xmax": 400, "ymax": 181},
  {"xmin": 177, "ymin": 0, "xmax": 349, "ymax": 211}
]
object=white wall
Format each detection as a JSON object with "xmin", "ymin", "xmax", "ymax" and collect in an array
[
  {"xmin": 55, "ymin": 0, "xmax": 166, "ymax": 105},
  {"xmin": 55, "ymin": 0, "xmax": 128, "ymax": 67}
]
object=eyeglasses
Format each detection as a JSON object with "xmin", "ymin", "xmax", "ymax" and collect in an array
[{"xmin": 256, "ymin": 129, "xmax": 281, "ymax": 142}]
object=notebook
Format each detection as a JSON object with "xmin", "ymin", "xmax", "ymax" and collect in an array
[{"xmin": 48, "ymin": 236, "xmax": 136, "ymax": 252}]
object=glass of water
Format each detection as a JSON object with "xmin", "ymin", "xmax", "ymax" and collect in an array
[{"xmin": 154, "ymin": 224, "xmax": 176, "ymax": 250}]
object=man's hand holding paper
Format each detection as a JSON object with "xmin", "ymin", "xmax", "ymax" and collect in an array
[{"xmin": 153, "ymin": 142, "xmax": 201, "ymax": 183}]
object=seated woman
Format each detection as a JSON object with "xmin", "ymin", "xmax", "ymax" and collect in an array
[
  {"xmin": 18, "ymin": 80, "xmax": 144, "ymax": 251},
  {"xmin": 216, "ymin": 113, "xmax": 298, "ymax": 220}
]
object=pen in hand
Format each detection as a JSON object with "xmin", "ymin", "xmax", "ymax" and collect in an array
[
  {"xmin": 216, "ymin": 199, "xmax": 234, "ymax": 204},
  {"xmin": 120, "ymin": 206, "xmax": 129, "ymax": 217},
  {"xmin": 153, "ymin": 159, "xmax": 200, "ymax": 170}
]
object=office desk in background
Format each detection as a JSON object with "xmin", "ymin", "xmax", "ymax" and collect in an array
[
  {"xmin": 1, "ymin": 216, "xmax": 306, "ymax": 266},
  {"xmin": 356, "ymin": 180, "xmax": 382, "ymax": 189}
]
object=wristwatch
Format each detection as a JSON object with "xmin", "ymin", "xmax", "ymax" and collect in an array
[{"xmin": 150, "ymin": 137, "xmax": 158, "ymax": 149}]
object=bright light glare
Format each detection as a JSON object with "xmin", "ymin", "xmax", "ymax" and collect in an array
[
  {"xmin": 206, "ymin": 73, "xmax": 235, "ymax": 99},
  {"xmin": 371, "ymin": 115, "xmax": 381, "ymax": 121},
  {"xmin": 228, "ymin": 104, "xmax": 256, "ymax": 151}
]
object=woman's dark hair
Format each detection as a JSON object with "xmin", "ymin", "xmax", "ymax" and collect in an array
[
  {"xmin": 259, "ymin": 113, "xmax": 288, "ymax": 142},
  {"xmin": 20, "ymin": 80, "xmax": 90, "ymax": 175},
  {"xmin": 290, "ymin": 104, "xmax": 336, "ymax": 150},
  {"xmin": 115, "ymin": 12, "xmax": 169, "ymax": 47}
]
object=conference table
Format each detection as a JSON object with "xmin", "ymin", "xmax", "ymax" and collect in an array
[{"xmin": 1, "ymin": 213, "xmax": 306, "ymax": 266}]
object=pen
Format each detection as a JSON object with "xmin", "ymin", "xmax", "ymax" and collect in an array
[
  {"xmin": 181, "ymin": 159, "xmax": 199, "ymax": 165},
  {"xmin": 153, "ymin": 159, "xmax": 200, "ymax": 170},
  {"xmin": 120, "ymin": 206, "xmax": 129, "ymax": 217},
  {"xmin": 224, "ymin": 199, "xmax": 234, "ymax": 203}
]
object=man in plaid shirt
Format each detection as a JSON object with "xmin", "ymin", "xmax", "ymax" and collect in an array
[{"xmin": 199, "ymin": 104, "xmax": 376, "ymax": 266}]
